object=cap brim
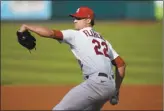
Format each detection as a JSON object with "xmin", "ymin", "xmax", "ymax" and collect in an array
[
  {"xmin": 69, "ymin": 13, "xmax": 84, "ymax": 19},
  {"xmin": 69, "ymin": 14, "xmax": 75, "ymax": 17}
]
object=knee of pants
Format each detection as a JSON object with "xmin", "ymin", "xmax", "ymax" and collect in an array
[
  {"xmin": 52, "ymin": 104, "xmax": 64, "ymax": 110},
  {"xmin": 52, "ymin": 103, "xmax": 78, "ymax": 110}
]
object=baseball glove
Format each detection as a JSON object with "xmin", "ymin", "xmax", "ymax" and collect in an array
[{"xmin": 17, "ymin": 30, "xmax": 36, "ymax": 51}]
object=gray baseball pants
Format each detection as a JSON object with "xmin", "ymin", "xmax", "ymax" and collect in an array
[{"xmin": 52, "ymin": 73, "xmax": 115, "ymax": 110}]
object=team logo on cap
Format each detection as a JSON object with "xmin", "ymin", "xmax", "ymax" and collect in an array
[{"xmin": 76, "ymin": 8, "xmax": 80, "ymax": 13}]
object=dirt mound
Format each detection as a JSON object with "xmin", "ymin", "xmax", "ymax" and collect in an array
[{"xmin": 1, "ymin": 85, "xmax": 163, "ymax": 110}]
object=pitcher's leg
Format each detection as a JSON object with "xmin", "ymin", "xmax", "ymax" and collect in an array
[
  {"xmin": 52, "ymin": 82, "xmax": 94, "ymax": 110},
  {"xmin": 83, "ymin": 76, "xmax": 116, "ymax": 111},
  {"xmin": 84, "ymin": 100, "xmax": 107, "ymax": 111}
]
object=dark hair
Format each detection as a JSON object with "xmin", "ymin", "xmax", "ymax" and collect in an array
[{"xmin": 90, "ymin": 19, "xmax": 95, "ymax": 26}]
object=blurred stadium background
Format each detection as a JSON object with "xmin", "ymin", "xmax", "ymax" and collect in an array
[
  {"xmin": 1, "ymin": 1, "xmax": 163, "ymax": 110},
  {"xmin": 1, "ymin": 1, "xmax": 163, "ymax": 85}
]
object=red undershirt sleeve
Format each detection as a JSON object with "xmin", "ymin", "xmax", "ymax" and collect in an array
[
  {"xmin": 111, "ymin": 56, "xmax": 125, "ymax": 68},
  {"xmin": 52, "ymin": 30, "xmax": 63, "ymax": 40}
]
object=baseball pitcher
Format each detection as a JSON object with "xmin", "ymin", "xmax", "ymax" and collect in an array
[{"xmin": 17, "ymin": 6, "xmax": 126, "ymax": 110}]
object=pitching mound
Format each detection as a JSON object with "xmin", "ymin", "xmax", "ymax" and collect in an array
[{"xmin": 1, "ymin": 85, "xmax": 163, "ymax": 110}]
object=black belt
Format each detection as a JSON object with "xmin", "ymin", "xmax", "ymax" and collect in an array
[{"xmin": 86, "ymin": 73, "xmax": 114, "ymax": 79}]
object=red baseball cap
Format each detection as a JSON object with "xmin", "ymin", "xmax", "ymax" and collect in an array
[{"xmin": 69, "ymin": 6, "xmax": 94, "ymax": 19}]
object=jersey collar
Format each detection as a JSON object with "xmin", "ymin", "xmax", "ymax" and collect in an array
[{"xmin": 79, "ymin": 27, "xmax": 93, "ymax": 31}]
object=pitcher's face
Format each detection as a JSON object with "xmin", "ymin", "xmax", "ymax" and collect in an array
[{"xmin": 73, "ymin": 18, "xmax": 91, "ymax": 30}]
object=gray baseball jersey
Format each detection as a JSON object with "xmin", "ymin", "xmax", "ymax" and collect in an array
[{"xmin": 52, "ymin": 27, "xmax": 118, "ymax": 110}]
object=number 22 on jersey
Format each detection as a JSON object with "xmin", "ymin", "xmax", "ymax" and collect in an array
[{"xmin": 92, "ymin": 39, "xmax": 110, "ymax": 59}]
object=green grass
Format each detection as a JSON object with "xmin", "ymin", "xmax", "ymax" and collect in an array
[{"xmin": 1, "ymin": 21, "xmax": 163, "ymax": 85}]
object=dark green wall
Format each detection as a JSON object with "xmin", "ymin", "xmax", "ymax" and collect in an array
[
  {"xmin": 51, "ymin": 1, "xmax": 155, "ymax": 20},
  {"xmin": 126, "ymin": 1, "xmax": 155, "ymax": 20}
]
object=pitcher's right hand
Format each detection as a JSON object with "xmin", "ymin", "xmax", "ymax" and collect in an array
[{"xmin": 109, "ymin": 90, "xmax": 119, "ymax": 105}]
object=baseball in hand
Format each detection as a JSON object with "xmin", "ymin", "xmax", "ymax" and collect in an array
[
  {"xmin": 110, "ymin": 97, "xmax": 118, "ymax": 105},
  {"xmin": 110, "ymin": 90, "xmax": 119, "ymax": 105}
]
